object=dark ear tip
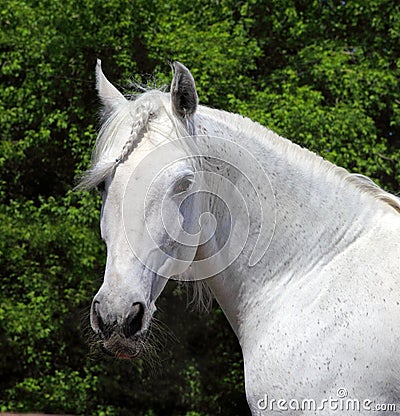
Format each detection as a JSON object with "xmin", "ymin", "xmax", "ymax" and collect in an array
[
  {"xmin": 172, "ymin": 61, "xmax": 185, "ymax": 71},
  {"xmin": 170, "ymin": 61, "xmax": 198, "ymax": 119},
  {"xmin": 171, "ymin": 61, "xmax": 192, "ymax": 79}
]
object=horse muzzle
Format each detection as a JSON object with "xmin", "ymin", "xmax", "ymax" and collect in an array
[{"xmin": 90, "ymin": 298, "xmax": 148, "ymax": 359}]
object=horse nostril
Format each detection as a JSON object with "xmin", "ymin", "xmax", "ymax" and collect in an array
[
  {"xmin": 91, "ymin": 300, "xmax": 105, "ymax": 335},
  {"xmin": 124, "ymin": 302, "xmax": 145, "ymax": 338}
]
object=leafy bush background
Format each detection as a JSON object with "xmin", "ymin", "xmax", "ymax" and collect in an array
[{"xmin": 0, "ymin": 0, "xmax": 399, "ymax": 414}]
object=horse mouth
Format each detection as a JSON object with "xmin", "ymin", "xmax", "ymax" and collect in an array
[{"xmin": 101, "ymin": 332, "xmax": 145, "ymax": 360}]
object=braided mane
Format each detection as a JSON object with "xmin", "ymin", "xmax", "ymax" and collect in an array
[{"xmin": 77, "ymin": 94, "xmax": 157, "ymax": 190}]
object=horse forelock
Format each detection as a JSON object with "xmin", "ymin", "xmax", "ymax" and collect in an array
[{"xmin": 77, "ymin": 90, "xmax": 192, "ymax": 190}]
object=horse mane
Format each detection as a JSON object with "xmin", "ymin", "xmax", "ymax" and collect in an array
[
  {"xmin": 343, "ymin": 174, "xmax": 400, "ymax": 213},
  {"xmin": 199, "ymin": 106, "xmax": 400, "ymax": 215},
  {"xmin": 79, "ymin": 87, "xmax": 400, "ymax": 214}
]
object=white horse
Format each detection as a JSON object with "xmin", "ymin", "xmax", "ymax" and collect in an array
[{"xmin": 80, "ymin": 60, "xmax": 400, "ymax": 415}]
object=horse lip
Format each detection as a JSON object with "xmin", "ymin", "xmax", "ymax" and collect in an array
[
  {"xmin": 101, "ymin": 341, "xmax": 142, "ymax": 360},
  {"xmin": 115, "ymin": 350, "xmax": 141, "ymax": 360},
  {"xmin": 101, "ymin": 331, "xmax": 146, "ymax": 360}
]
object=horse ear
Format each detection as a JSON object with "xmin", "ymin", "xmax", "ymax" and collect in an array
[
  {"xmin": 170, "ymin": 61, "xmax": 198, "ymax": 119},
  {"xmin": 96, "ymin": 59, "xmax": 127, "ymax": 114}
]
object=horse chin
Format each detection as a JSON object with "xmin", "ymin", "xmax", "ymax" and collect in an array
[{"xmin": 101, "ymin": 332, "xmax": 145, "ymax": 360}]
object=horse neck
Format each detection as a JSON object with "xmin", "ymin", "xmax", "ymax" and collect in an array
[{"xmin": 193, "ymin": 107, "xmax": 387, "ymax": 339}]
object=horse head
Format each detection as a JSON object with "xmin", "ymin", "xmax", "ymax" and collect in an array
[{"xmin": 87, "ymin": 61, "xmax": 206, "ymax": 358}]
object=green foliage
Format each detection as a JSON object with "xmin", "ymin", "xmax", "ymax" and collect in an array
[
  {"xmin": 0, "ymin": 192, "xmax": 104, "ymax": 414},
  {"xmin": 0, "ymin": 0, "xmax": 399, "ymax": 414},
  {"xmin": 4, "ymin": 369, "xmax": 98, "ymax": 414},
  {"xmin": 142, "ymin": 0, "xmax": 261, "ymax": 105}
]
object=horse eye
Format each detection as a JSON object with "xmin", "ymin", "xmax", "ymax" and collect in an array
[
  {"xmin": 97, "ymin": 181, "xmax": 106, "ymax": 193},
  {"xmin": 173, "ymin": 176, "xmax": 194, "ymax": 195}
]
